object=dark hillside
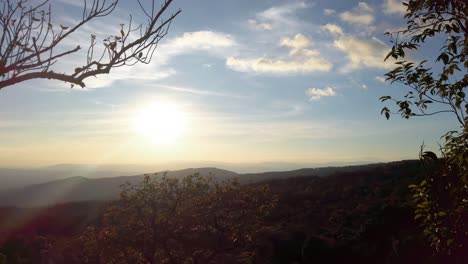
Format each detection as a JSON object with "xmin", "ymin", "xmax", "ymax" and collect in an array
[
  {"xmin": 255, "ymin": 160, "xmax": 462, "ymax": 263},
  {"xmin": 0, "ymin": 168, "xmax": 238, "ymax": 207},
  {"xmin": 0, "ymin": 162, "xmax": 415, "ymax": 207},
  {"xmin": 0, "ymin": 160, "xmax": 465, "ymax": 263}
]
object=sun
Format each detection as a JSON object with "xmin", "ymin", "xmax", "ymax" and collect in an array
[{"xmin": 133, "ymin": 102, "xmax": 187, "ymax": 145}]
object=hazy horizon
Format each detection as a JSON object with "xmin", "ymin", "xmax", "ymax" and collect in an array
[{"xmin": 1, "ymin": 158, "xmax": 394, "ymax": 173}]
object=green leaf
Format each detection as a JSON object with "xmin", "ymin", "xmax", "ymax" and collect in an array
[
  {"xmin": 379, "ymin": 96, "xmax": 391, "ymax": 101},
  {"xmin": 436, "ymin": 53, "xmax": 449, "ymax": 64},
  {"xmin": 437, "ymin": 211, "xmax": 447, "ymax": 217},
  {"xmin": 422, "ymin": 151, "xmax": 438, "ymax": 161},
  {"xmin": 447, "ymin": 239, "xmax": 454, "ymax": 247}
]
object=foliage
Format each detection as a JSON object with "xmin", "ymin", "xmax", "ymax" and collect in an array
[
  {"xmin": 0, "ymin": 0, "xmax": 180, "ymax": 89},
  {"xmin": 2, "ymin": 162, "xmax": 464, "ymax": 263},
  {"xmin": 262, "ymin": 161, "xmax": 432, "ymax": 263},
  {"xmin": 79, "ymin": 173, "xmax": 277, "ymax": 264},
  {"xmin": 381, "ymin": 0, "xmax": 467, "ymax": 256},
  {"xmin": 380, "ymin": 0, "xmax": 467, "ymax": 124},
  {"xmin": 409, "ymin": 142, "xmax": 468, "ymax": 255}
]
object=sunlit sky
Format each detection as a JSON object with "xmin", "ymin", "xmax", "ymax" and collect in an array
[{"xmin": 0, "ymin": 0, "xmax": 459, "ymax": 168}]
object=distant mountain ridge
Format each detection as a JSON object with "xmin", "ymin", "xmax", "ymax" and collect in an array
[
  {"xmin": 0, "ymin": 161, "xmax": 417, "ymax": 207},
  {"xmin": 0, "ymin": 168, "xmax": 238, "ymax": 207},
  {"xmin": 0, "ymin": 160, "xmax": 381, "ymax": 190}
]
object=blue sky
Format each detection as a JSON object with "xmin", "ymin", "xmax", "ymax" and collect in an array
[{"xmin": 0, "ymin": 0, "xmax": 459, "ymax": 167}]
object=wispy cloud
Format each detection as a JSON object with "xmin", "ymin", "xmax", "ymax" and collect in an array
[
  {"xmin": 333, "ymin": 36, "xmax": 392, "ymax": 71},
  {"xmin": 257, "ymin": 1, "xmax": 308, "ymax": 23},
  {"xmin": 339, "ymin": 2, "xmax": 375, "ymax": 25},
  {"xmin": 167, "ymin": 31, "xmax": 236, "ymax": 51},
  {"xmin": 306, "ymin": 87, "xmax": 336, "ymax": 101},
  {"xmin": 323, "ymin": 9, "xmax": 336, "ymax": 16},
  {"xmin": 56, "ymin": 30, "xmax": 235, "ymax": 89},
  {"xmin": 193, "ymin": 114, "xmax": 350, "ymax": 142},
  {"xmin": 226, "ymin": 34, "xmax": 332, "ymax": 74},
  {"xmin": 382, "ymin": 0, "xmax": 407, "ymax": 15},
  {"xmin": 248, "ymin": 1, "xmax": 310, "ymax": 32},
  {"xmin": 151, "ymin": 30, "xmax": 237, "ymax": 64},
  {"xmin": 322, "ymin": 24, "xmax": 344, "ymax": 36},
  {"xmin": 154, "ymin": 84, "xmax": 246, "ymax": 98},
  {"xmin": 247, "ymin": 19, "xmax": 273, "ymax": 30},
  {"xmin": 226, "ymin": 56, "xmax": 332, "ymax": 74},
  {"xmin": 280, "ymin": 34, "xmax": 313, "ymax": 55},
  {"xmin": 55, "ymin": 0, "xmax": 85, "ymax": 7},
  {"xmin": 318, "ymin": 8, "xmax": 395, "ymax": 72},
  {"xmin": 375, "ymin": 76, "xmax": 387, "ymax": 83},
  {"xmin": 82, "ymin": 66, "xmax": 176, "ymax": 89}
]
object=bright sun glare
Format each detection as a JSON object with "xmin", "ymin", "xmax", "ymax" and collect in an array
[{"xmin": 133, "ymin": 102, "xmax": 187, "ymax": 145}]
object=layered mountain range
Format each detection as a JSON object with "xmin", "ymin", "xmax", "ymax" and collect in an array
[{"xmin": 0, "ymin": 162, "xmax": 402, "ymax": 207}]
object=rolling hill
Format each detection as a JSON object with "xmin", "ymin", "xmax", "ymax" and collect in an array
[
  {"xmin": 0, "ymin": 167, "xmax": 238, "ymax": 206},
  {"xmin": 0, "ymin": 161, "xmax": 416, "ymax": 207}
]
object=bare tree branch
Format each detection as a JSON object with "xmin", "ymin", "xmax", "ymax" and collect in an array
[{"xmin": 0, "ymin": 0, "xmax": 181, "ymax": 90}]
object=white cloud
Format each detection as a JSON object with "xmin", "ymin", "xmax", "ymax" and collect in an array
[
  {"xmin": 280, "ymin": 34, "xmax": 311, "ymax": 50},
  {"xmin": 375, "ymin": 76, "xmax": 387, "ymax": 83},
  {"xmin": 383, "ymin": 25, "xmax": 407, "ymax": 33},
  {"xmin": 280, "ymin": 34, "xmax": 317, "ymax": 56},
  {"xmin": 83, "ymin": 65, "xmax": 176, "ymax": 89},
  {"xmin": 226, "ymin": 56, "xmax": 332, "ymax": 74},
  {"xmin": 249, "ymin": 2, "xmax": 309, "ymax": 32},
  {"xmin": 153, "ymin": 30, "xmax": 236, "ymax": 65},
  {"xmin": 322, "ymin": 24, "xmax": 344, "ymax": 36},
  {"xmin": 382, "ymin": 0, "xmax": 407, "ymax": 15},
  {"xmin": 357, "ymin": 2, "xmax": 374, "ymax": 13},
  {"xmin": 339, "ymin": 2, "xmax": 375, "ymax": 25},
  {"xmin": 333, "ymin": 35, "xmax": 392, "ymax": 70},
  {"xmin": 306, "ymin": 87, "xmax": 336, "ymax": 101},
  {"xmin": 226, "ymin": 34, "xmax": 332, "ymax": 74},
  {"xmin": 168, "ymin": 31, "xmax": 236, "ymax": 50},
  {"xmin": 323, "ymin": 9, "xmax": 336, "ymax": 16},
  {"xmin": 248, "ymin": 19, "xmax": 273, "ymax": 30},
  {"xmin": 152, "ymin": 84, "xmax": 245, "ymax": 98},
  {"xmin": 258, "ymin": 2, "xmax": 307, "ymax": 22},
  {"xmin": 56, "ymin": 0, "xmax": 85, "ymax": 7},
  {"xmin": 319, "ymin": 19, "xmax": 392, "ymax": 72},
  {"xmin": 340, "ymin": 12, "xmax": 374, "ymax": 25},
  {"xmin": 78, "ymin": 31, "xmax": 236, "ymax": 88}
]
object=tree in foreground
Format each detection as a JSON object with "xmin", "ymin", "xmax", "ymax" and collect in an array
[
  {"xmin": 381, "ymin": 0, "xmax": 467, "ymax": 257},
  {"xmin": 80, "ymin": 174, "xmax": 278, "ymax": 264},
  {"xmin": 0, "ymin": 0, "xmax": 180, "ymax": 89}
]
